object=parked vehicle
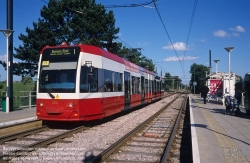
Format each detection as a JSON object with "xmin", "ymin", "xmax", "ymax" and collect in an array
[{"xmin": 225, "ymin": 95, "xmax": 239, "ymax": 116}]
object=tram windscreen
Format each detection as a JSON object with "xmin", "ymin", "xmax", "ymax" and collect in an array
[{"xmin": 39, "ymin": 47, "xmax": 80, "ymax": 93}]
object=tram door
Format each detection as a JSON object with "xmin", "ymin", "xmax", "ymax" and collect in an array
[
  {"xmin": 141, "ymin": 76, "xmax": 145, "ymax": 104},
  {"xmin": 124, "ymin": 72, "xmax": 131, "ymax": 110}
]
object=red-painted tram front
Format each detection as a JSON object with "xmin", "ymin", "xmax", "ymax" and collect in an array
[{"xmin": 36, "ymin": 44, "xmax": 164, "ymax": 121}]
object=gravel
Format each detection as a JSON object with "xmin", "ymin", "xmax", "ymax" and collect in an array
[{"xmin": 2, "ymin": 94, "xmax": 180, "ymax": 162}]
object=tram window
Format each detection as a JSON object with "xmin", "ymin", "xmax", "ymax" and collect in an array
[
  {"xmin": 148, "ymin": 80, "xmax": 150, "ymax": 93},
  {"xmin": 114, "ymin": 72, "xmax": 122, "ymax": 92},
  {"xmin": 104, "ymin": 70, "xmax": 113, "ymax": 92},
  {"xmin": 132, "ymin": 76, "xmax": 135, "ymax": 94},
  {"xmin": 132, "ymin": 76, "xmax": 140, "ymax": 94},
  {"xmin": 90, "ymin": 68, "xmax": 98, "ymax": 92},
  {"xmin": 136, "ymin": 77, "xmax": 140, "ymax": 94},
  {"xmin": 145, "ymin": 79, "xmax": 148, "ymax": 93},
  {"xmin": 80, "ymin": 66, "xmax": 89, "ymax": 93},
  {"xmin": 118, "ymin": 73, "xmax": 123, "ymax": 92}
]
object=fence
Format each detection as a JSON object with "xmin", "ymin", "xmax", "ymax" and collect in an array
[{"xmin": 0, "ymin": 91, "xmax": 36, "ymax": 110}]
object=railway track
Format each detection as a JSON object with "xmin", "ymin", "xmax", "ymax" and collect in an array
[
  {"xmin": 0, "ymin": 120, "xmax": 42, "ymax": 137},
  {"xmin": 0, "ymin": 126, "xmax": 88, "ymax": 162},
  {"xmin": 90, "ymin": 93, "xmax": 188, "ymax": 163},
  {"xmin": 0, "ymin": 92, "xmax": 183, "ymax": 162},
  {"xmin": 167, "ymin": 96, "xmax": 192, "ymax": 163}
]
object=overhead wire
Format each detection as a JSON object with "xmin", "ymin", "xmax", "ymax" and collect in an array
[
  {"xmin": 40, "ymin": 0, "xmax": 171, "ymax": 76},
  {"xmin": 101, "ymin": 0, "xmax": 155, "ymax": 8},
  {"xmin": 117, "ymin": 37, "xmax": 171, "ymax": 77},
  {"xmin": 182, "ymin": 0, "xmax": 198, "ymax": 75},
  {"xmin": 152, "ymin": 0, "xmax": 183, "ymax": 71}
]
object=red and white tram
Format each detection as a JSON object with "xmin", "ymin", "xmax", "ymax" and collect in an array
[{"xmin": 36, "ymin": 44, "xmax": 164, "ymax": 121}]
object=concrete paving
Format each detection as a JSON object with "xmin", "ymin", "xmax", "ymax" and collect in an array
[
  {"xmin": 190, "ymin": 95, "xmax": 250, "ymax": 163},
  {"xmin": 0, "ymin": 107, "xmax": 37, "ymax": 127}
]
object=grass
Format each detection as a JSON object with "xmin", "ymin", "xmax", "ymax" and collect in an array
[{"xmin": 0, "ymin": 81, "xmax": 36, "ymax": 110}]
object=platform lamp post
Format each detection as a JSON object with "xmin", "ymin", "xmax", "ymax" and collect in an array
[
  {"xmin": 214, "ymin": 59, "xmax": 220, "ymax": 74},
  {"xmin": 225, "ymin": 47, "xmax": 234, "ymax": 95},
  {"xmin": 205, "ymin": 71, "xmax": 208, "ymax": 86},
  {"xmin": 208, "ymin": 66, "xmax": 212, "ymax": 75},
  {"xmin": 0, "ymin": 29, "xmax": 14, "ymax": 113}
]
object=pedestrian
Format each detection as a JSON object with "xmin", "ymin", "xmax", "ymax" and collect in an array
[
  {"xmin": 234, "ymin": 82, "xmax": 243, "ymax": 116},
  {"xmin": 234, "ymin": 82, "xmax": 243, "ymax": 105},
  {"xmin": 201, "ymin": 83, "xmax": 209, "ymax": 104}
]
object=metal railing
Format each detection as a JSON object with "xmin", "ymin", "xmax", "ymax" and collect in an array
[{"xmin": 0, "ymin": 91, "xmax": 36, "ymax": 110}]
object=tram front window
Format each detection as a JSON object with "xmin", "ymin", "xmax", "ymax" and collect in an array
[{"xmin": 39, "ymin": 68, "xmax": 77, "ymax": 93}]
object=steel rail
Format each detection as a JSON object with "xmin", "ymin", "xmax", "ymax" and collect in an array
[
  {"xmin": 0, "ymin": 126, "xmax": 49, "ymax": 144},
  {"xmin": 91, "ymin": 93, "xmax": 184, "ymax": 163},
  {"xmin": 0, "ymin": 126, "xmax": 88, "ymax": 162},
  {"xmin": 160, "ymin": 94, "xmax": 188, "ymax": 163},
  {"xmin": 0, "ymin": 120, "xmax": 42, "ymax": 137}
]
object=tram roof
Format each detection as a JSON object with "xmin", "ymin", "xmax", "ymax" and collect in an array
[{"xmin": 41, "ymin": 44, "xmax": 159, "ymax": 77}]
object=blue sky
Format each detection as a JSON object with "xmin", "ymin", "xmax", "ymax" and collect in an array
[{"xmin": 0, "ymin": 0, "xmax": 249, "ymax": 84}]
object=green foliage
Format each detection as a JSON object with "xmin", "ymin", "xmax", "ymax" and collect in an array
[
  {"xmin": 164, "ymin": 72, "xmax": 173, "ymax": 90},
  {"xmin": 3, "ymin": 0, "xmax": 120, "ymax": 77},
  {"xmin": 0, "ymin": 0, "xmax": 159, "ymax": 77},
  {"xmin": 163, "ymin": 72, "xmax": 182, "ymax": 91},
  {"xmin": 21, "ymin": 76, "xmax": 33, "ymax": 85},
  {"xmin": 189, "ymin": 63, "xmax": 209, "ymax": 94},
  {"xmin": 117, "ymin": 47, "xmax": 155, "ymax": 72},
  {"xmin": 0, "ymin": 82, "xmax": 36, "ymax": 109},
  {"xmin": 0, "ymin": 82, "xmax": 4, "ymax": 90}
]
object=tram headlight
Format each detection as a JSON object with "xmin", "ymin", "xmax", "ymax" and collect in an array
[
  {"xmin": 39, "ymin": 102, "xmax": 44, "ymax": 107},
  {"xmin": 67, "ymin": 102, "xmax": 75, "ymax": 108}
]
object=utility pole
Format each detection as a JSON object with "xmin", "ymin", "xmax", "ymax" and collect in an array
[
  {"xmin": 0, "ymin": 0, "xmax": 14, "ymax": 112},
  {"xmin": 194, "ymin": 67, "xmax": 196, "ymax": 94}
]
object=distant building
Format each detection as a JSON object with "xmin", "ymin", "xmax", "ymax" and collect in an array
[{"xmin": 207, "ymin": 72, "xmax": 236, "ymax": 98}]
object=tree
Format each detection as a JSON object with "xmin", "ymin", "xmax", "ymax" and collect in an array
[
  {"xmin": 116, "ymin": 47, "xmax": 155, "ymax": 72},
  {"xmin": 0, "ymin": 82, "xmax": 4, "ymax": 90},
  {"xmin": 189, "ymin": 63, "xmax": 209, "ymax": 94},
  {"xmin": 1, "ymin": 0, "xmax": 121, "ymax": 77},
  {"xmin": 164, "ymin": 72, "xmax": 172, "ymax": 91},
  {"xmin": 21, "ymin": 76, "xmax": 33, "ymax": 85}
]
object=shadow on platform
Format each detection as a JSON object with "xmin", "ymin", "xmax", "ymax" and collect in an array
[{"xmin": 191, "ymin": 123, "xmax": 250, "ymax": 146}]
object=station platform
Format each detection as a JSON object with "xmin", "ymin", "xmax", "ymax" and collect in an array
[
  {"xmin": 0, "ymin": 107, "xmax": 37, "ymax": 127},
  {"xmin": 189, "ymin": 95, "xmax": 250, "ymax": 163}
]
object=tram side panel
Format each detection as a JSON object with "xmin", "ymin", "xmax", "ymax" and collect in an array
[{"xmin": 101, "ymin": 55, "xmax": 124, "ymax": 117}]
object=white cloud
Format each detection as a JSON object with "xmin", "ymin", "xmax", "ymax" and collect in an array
[
  {"xmin": 213, "ymin": 30, "xmax": 228, "ymax": 37},
  {"xmin": 163, "ymin": 55, "xmax": 198, "ymax": 62},
  {"xmin": 232, "ymin": 33, "xmax": 239, "ymax": 37},
  {"xmin": 138, "ymin": 41, "xmax": 151, "ymax": 47},
  {"xmin": 162, "ymin": 42, "xmax": 189, "ymax": 51},
  {"xmin": 214, "ymin": 26, "xmax": 246, "ymax": 38},
  {"xmin": 0, "ymin": 54, "xmax": 18, "ymax": 63},
  {"xmin": 116, "ymin": 33, "xmax": 122, "ymax": 37},
  {"xmin": 230, "ymin": 25, "xmax": 246, "ymax": 33},
  {"xmin": 0, "ymin": 55, "xmax": 6, "ymax": 62},
  {"xmin": 200, "ymin": 38, "xmax": 207, "ymax": 42}
]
